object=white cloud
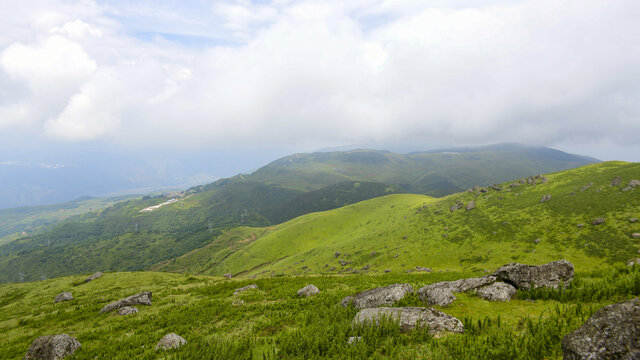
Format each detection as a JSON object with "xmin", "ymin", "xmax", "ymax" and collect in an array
[{"xmin": 0, "ymin": 0, "xmax": 638, "ymax": 160}]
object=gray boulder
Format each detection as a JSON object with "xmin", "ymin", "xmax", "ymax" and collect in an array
[
  {"xmin": 622, "ymin": 179, "xmax": 640, "ymax": 191},
  {"xmin": 84, "ymin": 272, "xmax": 102, "ymax": 283},
  {"xmin": 353, "ymin": 307, "xmax": 464, "ymax": 334},
  {"xmin": 341, "ymin": 283, "xmax": 413, "ymax": 309},
  {"xmin": 418, "ymin": 276, "xmax": 497, "ymax": 296},
  {"xmin": 562, "ymin": 298, "xmax": 640, "ymax": 360},
  {"xmin": 493, "ymin": 260, "xmax": 574, "ymax": 290},
  {"xmin": 631, "ymin": 218, "xmax": 638, "ymax": 223},
  {"xmin": 465, "ymin": 201, "xmax": 476, "ymax": 211},
  {"xmin": 117, "ymin": 306, "xmax": 138, "ymax": 315},
  {"xmin": 628, "ymin": 259, "xmax": 640, "ymax": 267},
  {"xmin": 421, "ymin": 287, "xmax": 456, "ymax": 306},
  {"xmin": 99, "ymin": 291, "xmax": 152, "ymax": 313},
  {"xmin": 632, "ymin": 233, "xmax": 640, "ymax": 238},
  {"xmin": 234, "ymin": 284, "xmax": 258, "ymax": 295},
  {"xmin": 611, "ymin": 176, "xmax": 622, "ymax": 186},
  {"xmin": 415, "ymin": 266, "xmax": 432, "ymax": 272},
  {"xmin": 297, "ymin": 284, "xmax": 320, "ymax": 297},
  {"xmin": 540, "ymin": 194, "xmax": 551, "ymax": 203},
  {"xmin": 156, "ymin": 333, "xmax": 187, "ymax": 350},
  {"xmin": 223, "ymin": 273, "xmax": 232, "ymax": 279},
  {"xmin": 54, "ymin": 292, "xmax": 73, "ymax": 303},
  {"xmin": 24, "ymin": 334, "xmax": 81, "ymax": 360},
  {"xmin": 450, "ymin": 201, "xmax": 463, "ymax": 212},
  {"xmin": 592, "ymin": 218, "xmax": 605, "ymax": 225},
  {"xmin": 477, "ymin": 282, "xmax": 517, "ymax": 302}
]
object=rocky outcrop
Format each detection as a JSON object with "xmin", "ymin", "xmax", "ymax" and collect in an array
[
  {"xmin": 117, "ymin": 306, "xmax": 138, "ymax": 315},
  {"xmin": 156, "ymin": 333, "xmax": 187, "ymax": 350},
  {"xmin": 84, "ymin": 272, "xmax": 102, "ymax": 283},
  {"xmin": 465, "ymin": 201, "xmax": 476, "ymax": 211},
  {"xmin": 421, "ymin": 287, "xmax": 456, "ymax": 306},
  {"xmin": 418, "ymin": 276, "xmax": 497, "ymax": 295},
  {"xmin": 493, "ymin": 260, "xmax": 574, "ymax": 290},
  {"xmin": 341, "ymin": 283, "xmax": 413, "ymax": 309},
  {"xmin": 99, "ymin": 291, "xmax": 152, "ymax": 314},
  {"xmin": 540, "ymin": 194, "xmax": 551, "ymax": 203},
  {"xmin": 592, "ymin": 218, "xmax": 605, "ymax": 225},
  {"xmin": 450, "ymin": 201, "xmax": 463, "ymax": 212},
  {"xmin": 622, "ymin": 179, "xmax": 640, "ymax": 191},
  {"xmin": 234, "ymin": 284, "xmax": 258, "ymax": 295},
  {"xmin": 24, "ymin": 334, "xmax": 81, "ymax": 360},
  {"xmin": 54, "ymin": 292, "xmax": 73, "ymax": 303},
  {"xmin": 297, "ymin": 284, "xmax": 320, "ymax": 297},
  {"xmin": 353, "ymin": 307, "xmax": 464, "ymax": 334},
  {"xmin": 477, "ymin": 282, "xmax": 517, "ymax": 302},
  {"xmin": 611, "ymin": 176, "xmax": 622, "ymax": 186},
  {"xmin": 562, "ymin": 298, "xmax": 640, "ymax": 360}
]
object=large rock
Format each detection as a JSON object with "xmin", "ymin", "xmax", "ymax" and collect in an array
[
  {"xmin": 54, "ymin": 292, "xmax": 73, "ymax": 303},
  {"xmin": 297, "ymin": 284, "xmax": 320, "ymax": 297},
  {"xmin": 353, "ymin": 307, "xmax": 464, "ymax": 334},
  {"xmin": 84, "ymin": 272, "xmax": 102, "ymax": 283},
  {"xmin": 156, "ymin": 333, "xmax": 187, "ymax": 350},
  {"xmin": 465, "ymin": 201, "xmax": 476, "ymax": 211},
  {"xmin": 117, "ymin": 306, "xmax": 138, "ymax": 315},
  {"xmin": 562, "ymin": 298, "xmax": 640, "ymax": 360},
  {"xmin": 99, "ymin": 291, "xmax": 152, "ymax": 313},
  {"xmin": 24, "ymin": 334, "xmax": 81, "ymax": 360},
  {"xmin": 477, "ymin": 282, "xmax": 517, "ymax": 302},
  {"xmin": 421, "ymin": 287, "xmax": 456, "ymax": 306},
  {"xmin": 418, "ymin": 276, "xmax": 497, "ymax": 296},
  {"xmin": 341, "ymin": 283, "xmax": 413, "ymax": 309},
  {"xmin": 233, "ymin": 284, "xmax": 258, "ymax": 294},
  {"xmin": 492, "ymin": 260, "xmax": 574, "ymax": 290}
]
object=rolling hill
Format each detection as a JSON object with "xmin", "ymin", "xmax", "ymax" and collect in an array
[
  {"xmin": 156, "ymin": 161, "xmax": 640, "ymax": 277},
  {"xmin": 0, "ymin": 144, "xmax": 600, "ymax": 283}
]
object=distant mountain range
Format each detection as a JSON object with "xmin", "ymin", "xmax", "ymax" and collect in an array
[{"xmin": 0, "ymin": 143, "xmax": 601, "ymax": 282}]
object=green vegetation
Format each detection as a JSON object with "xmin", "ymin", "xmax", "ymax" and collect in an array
[
  {"xmin": 164, "ymin": 161, "xmax": 639, "ymax": 277},
  {"xmin": 1, "ymin": 266, "xmax": 638, "ymax": 359}
]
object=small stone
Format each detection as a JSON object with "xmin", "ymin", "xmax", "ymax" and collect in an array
[
  {"xmin": 232, "ymin": 300, "xmax": 245, "ymax": 306},
  {"xmin": 25, "ymin": 334, "xmax": 81, "ymax": 360},
  {"xmin": 384, "ymin": 269, "xmax": 391, "ymax": 273},
  {"xmin": 223, "ymin": 273, "xmax": 232, "ymax": 279},
  {"xmin": 534, "ymin": 239, "xmax": 541, "ymax": 244},
  {"xmin": 233, "ymin": 284, "xmax": 258, "ymax": 295},
  {"xmin": 540, "ymin": 194, "xmax": 551, "ymax": 203},
  {"xmin": 334, "ymin": 252, "xmax": 341, "ymax": 258},
  {"xmin": 117, "ymin": 306, "xmax": 138, "ymax": 315},
  {"xmin": 347, "ymin": 336, "xmax": 362, "ymax": 345},
  {"xmin": 632, "ymin": 233, "xmax": 640, "ymax": 238},
  {"xmin": 628, "ymin": 258, "xmax": 640, "ymax": 267},
  {"xmin": 592, "ymin": 218, "xmax": 605, "ymax": 225},
  {"xmin": 577, "ymin": 224, "xmax": 583, "ymax": 228},
  {"xmin": 156, "ymin": 333, "xmax": 187, "ymax": 351},
  {"xmin": 393, "ymin": 253, "xmax": 399, "ymax": 258},
  {"xmin": 631, "ymin": 218, "xmax": 638, "ymax": 223},
  {"xmin": 54, "ymin": 292, "xmax": 73, "ymax": 303},
  {"xmin": 465, "ymin": 201, "xmax": 476, "ymax": 211}
]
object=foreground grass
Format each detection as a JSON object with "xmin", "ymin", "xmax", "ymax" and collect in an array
[{"xmin": 1, "ymin": 266, "xmax": 639, "ymax": 359}]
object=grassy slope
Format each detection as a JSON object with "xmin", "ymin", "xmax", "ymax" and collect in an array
[
  {"xmin": 168, "ymin": 161, "xmax": 639, "ymax": 277},
  {"xmin": 1, "ymin": 268, "xmax": 638, "ymax": 359}
]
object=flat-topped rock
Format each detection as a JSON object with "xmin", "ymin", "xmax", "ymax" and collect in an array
[
  {"xmin": 54, "ymin": 292, "xmax": 73, "ymax": 303},
  {"xmin": 477, "ymin": 282, "xmax": 517, "ymax": 302},
  {"xmin": 353, "ymin": 307, "xmax": 464, "ymax": 334},
  {"xmin": 100, "ymin": 291, "xmax": 152, "ymax": 313},
  {"xmin": 156, "ymin": 333, "xmax": 187, "ymax": 350},
  {"xmin": 493, "ymin": 260, "xmax": 574, "ymax": 290},
  {"xmin": 234, "ymin": 284, "xmax": 258, "ymax": 295},
  {"xmin": 24, "ymin": 334, "xmax": 81, "ymax": 360},
  {"xmin": 341, "ymin": 283, "xmax": 413, "ymax": 309},
  {"xmin": 418, "ymin": 276, "xmax": 497, "ymax": 295},
  {"xmin": 84, "ymin": 272, "xmax": 102, "ymax": 283},
  {"xmin": 562, "ymin": 298, "xmax": 640, "ymax": 360},
  {"xmin": 297, "ymin": 284, "xmax": 320, "ymax": 297}
]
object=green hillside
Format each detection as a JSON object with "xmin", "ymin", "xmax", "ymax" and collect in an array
[
  {"xmin": 0, "ymin": 144, "xmax": 596, "ymax": 283},
  {"xmin": 162, "ymin": 161, "xmax": 639, "ymax": 277},
  {"xmin": 1, "ymin": 267, "xmax": 638, "ymax": 359}
]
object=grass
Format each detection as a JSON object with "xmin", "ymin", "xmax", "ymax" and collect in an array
[{"xmin": 1, "ymin": 266, "xmax": 638, "ymax": 359}]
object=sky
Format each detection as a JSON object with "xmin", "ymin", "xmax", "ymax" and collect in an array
[{"xmin": 1, "ymin": 0, "xmax": 640, "ymax": 168}]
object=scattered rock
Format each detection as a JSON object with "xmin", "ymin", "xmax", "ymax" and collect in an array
[
  {"xmin": 491, "ymin": 184, "xmax": 502, "ymax": 191},
  {"xmin": 347, "ymin": 336, "xmax": 362, "ymax": 345},
  {"xmin": 569, "ymin": 192, "xmax": 575, "ymax": 197},
  {"xmin": 632, "ymin": 233, "xmax": 640, "ymax": 238},
  {"xmin": 353, "ymin": 307, "xmax": 464, "ymax": 334},
  {"xmin": 232, "ymin": 300, "xmax": 245, "ymax": 306},
  {"xmin": 509, "ymin": 182, "xmax": 520, "ymax": 188},
  {"xmin": 534, "ymin": 239, "xmax": 541, "ymax": 244},
  {"xmin": 54, "ymin": 292, "xmax": 73, "ymax": 303},
  {"xmin": 421, "ymin": 287, "xmax": 456, "ymax": 306},
  {"xmin": 562, "ymin": 298, "xmax": 640, "ymax": 360},
  {"xmin": 580, "ymin": 182, "xmax": 593, "ymax": 191},
  {"xmin": 540, "ymin": 194, "xmax": 551, "ymax": 203},
  {"xmin": 84, "ymin": 272, "xmax": 102, "ymax": 283},
  {"xmin": 450, "ymin": 201, "xmax": 463, "ymax": 212},
  {"xmin": 630, "ymin": 218, "xmax": 638, "ymax": 222},
  {"xmin": 334, "ymin": 252, "xmax": 341, "ymax": 258},
  {"xmin": 465, "ymin": 201, "xmax": 476, "ymax": 211},
  {"xmin": 611, "ymin": 176, "xmax": 622, "ymax": 186},
  {"xmin": 622, "ymin": 179, "xmax": 640, "ymax": 191},
  {"xmin": 341, "ymin": 283, "xmax": 413, "ymax": 309},
  {"xmin": 493, "ymin": 260, "xmax": 574, "ymax": 290},
  {"xmin": 577, "ymin": 224, "xmax": 583, "ymax": 228},
  {"xmin": 443, "ymin": 234, "xmax": 448, "ymax": 238},
  {"xmin": 477, "ymin": 282, "xmax": 517, "ymax": 302},
  {"xmin": 234, "ymin": 284, "xmax": 258, "ymax": 295},
  {"xmin": 592, "ymin": 218, "xmax": 605, "ymax": 225},
  {"xmin": 156, "ymin": 333, "xmax": 187, "ymax": 351},
  {"xmin": 329, "ymin": 267, "xmax": 336, "ymax": 271},
  {"xmin": 117, "ymin": 306, "xmax": 138, "ymax": 316},
  {"xmin": 415, "ymin": 266, "xmax": 432, "ymax": 272},
  {"xmin": 417, "ymin": 276, "xmax": 497, "ymax": 296},
  {"xmin": 297, "ymin": 284, "xmax": 320, "ymax": 297},
  {"xmin": 100, "ymin": 291, "xmax": 152, "ymax": 314},
  {"xmin": 628, "ymin": 259, "xmax": 640, "ymax": 267},
  {"xmin": 540, "ymin": 176, "xmax": 548, "ymax": 183},
  {"xmin": 384, "ymin": 269, "xmax": 391, "ymax": 273},
  {"xmin": 393, "ymin": 253, "xmax": 399, "ymax": 258},
  {"xmin": 223, "ymin": 273, "xmax": 232, "ymax": 279},
  {"xmin": 24, "ymin": 334, "xmax": 81, "ymax": 360}
]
